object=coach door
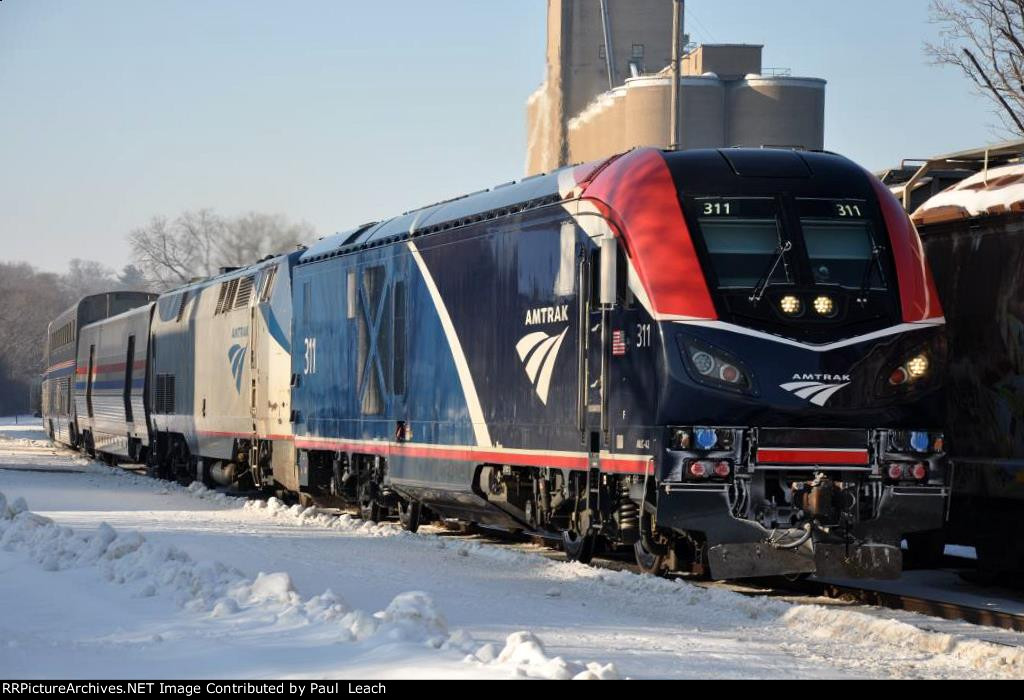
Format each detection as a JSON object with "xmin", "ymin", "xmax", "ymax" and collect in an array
[
  {"xmin": 250, "ymin": 266, "xmax": 278, "ymax": 436},
  {"xmin": 580, "ymin": 240, "xmax": 610, "ymax": 462}
]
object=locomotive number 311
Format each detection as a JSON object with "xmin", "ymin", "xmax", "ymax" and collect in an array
[{"xmin": 304, "ymin": 337, "xmax": 317, "ymax": 375}]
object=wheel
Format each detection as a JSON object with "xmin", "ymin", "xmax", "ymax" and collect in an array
[
  {"xmin": 904, "ymin": 531, "xmax": 946, "ymax": 569},
  {"xmin": 173, "ymin": 457, "xmax": 194, "ymax": 486},
  {"xmin": 360, "ymin": 498, "xmax": 383, "ymax": 523},
  {"xmin": 562, "ymin": 529, "xmax": 595, "ymax": 564},
  {"xmin": 398, "ymin": 500, "xmax": 421, "ymax": 533},
  {"xmin": 634, "ymin": 512, "xmax": 670, "ymax": 576}
]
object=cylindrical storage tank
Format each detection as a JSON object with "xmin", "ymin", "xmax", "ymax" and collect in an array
[
  {"xmin": 568, "ymin": 103, "xmax": 596, "ymax": 164},
  {"xmin": 604, "ymin": 87, "xmax": 628, "ymax": 156},
  {"xmin": 567, "ymin": 115, "xmax": 585, "ymax": 165},
  {"xmin": 577, "ymin": 104, "xmax": 599, "ymax": 163},
  {"xmin": 726, "ymin": 76, "xmax": 826, "ymax": 150},
  {"xmin": 678, "ymin": 75, "xmax": 726, "ymax": 150},
  {"xmin": 624, "ymin": 76, "xmax": 672, "ymax": 150},
  {"xmin": 586, "ymin": 92, "xmax": 616, "ymax": 162}
]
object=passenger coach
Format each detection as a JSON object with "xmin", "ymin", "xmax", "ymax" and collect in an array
[{"xmin": 42, "ymin": 292, "xmax": 156, "ymax": 448}]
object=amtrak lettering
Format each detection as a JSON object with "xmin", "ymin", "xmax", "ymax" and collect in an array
[
  {"xmin": 790, "ymin": 373, "xmax": 852, "ymax": 383},
  {"xmin": 524, "ymin": 305, "xmax": 569, "ymax": 326}
]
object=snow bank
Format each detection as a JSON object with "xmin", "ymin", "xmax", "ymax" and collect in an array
[
  {"xmin": 492, "ymin": 631, "xmax": 619, "ymax": 680},
  {"xmin": 11, "ymin": 431, "xmax": 1022, "ymax": 679},
  {"xmin": 0, "ymin": 490, "xmax": 616, "ymax": 680},
  {"xmin": 242, "ymin": 496, "xmax": 401, "ymax": 537},
  {"xmin": 783, "ymin": 605, "xmax": 1024, "ymax": 675}
]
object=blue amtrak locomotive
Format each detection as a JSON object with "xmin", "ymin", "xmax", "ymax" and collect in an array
[{"xmin": 46, "ymin": 148, "xmax": 949, "ymax": 581}]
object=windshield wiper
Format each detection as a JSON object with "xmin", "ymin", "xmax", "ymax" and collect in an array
[
  {"xmin": 856, "ymin": 245, "xmax": 885, "ymax": 305},
  {"xmin": 749, "ymin": 241, "xmax": 792, "ymax": 304}
]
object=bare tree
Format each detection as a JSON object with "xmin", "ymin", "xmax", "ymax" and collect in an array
[
  {"xmin": 128, "ymin": 209, "xmax": 224, "ymax": 289},
  {"xmin": 60, "ymin": 259, "xmax": 118, "ymax": 300},
  {"xmin": 217, "ymin": 212, "xmax": 314, "ymax": 269},
  {"xmin": 927, "ymin": 0, "xmax": 1024, "ymax": 135},
  {"xmin": 129, "ymin": 209, "xmax": 312, "ymax": 290},
  {"xmin": 0, "ymin": 262, "xmax": 72, "ymax": 414},
  {"xmin": 116, "ymin": 264, "xmax": 148, "ymax": 290}
]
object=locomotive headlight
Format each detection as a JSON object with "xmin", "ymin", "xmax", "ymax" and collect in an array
[
  {"xmin": 813, "ymin": 295, "xmax": 836, "ymax": 317},
  {"xmin": 780, "ymin": 295, "xmax": 802, "ymax": 316},
  {"xmin": 691, "ymin": 351, "xmax": 715, "ymax": 376},
  {"xmin": 907, "ymin": 354, "xmax": 929, "ymax": 379},
  {"xmin": 679, "ymin": 337, "xmax": 753, "ymax": 393}
]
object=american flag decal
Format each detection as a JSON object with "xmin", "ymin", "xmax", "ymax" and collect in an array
[{"xmin": 612, "ymin": 330, "xmax": 627, "ymax": 356}]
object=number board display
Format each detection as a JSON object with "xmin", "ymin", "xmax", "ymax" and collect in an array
[
  {"xmin": 691, "ymin": 198, "xmax": 778, "ymax": 219},
  {"xmin": 798, "ymin": 199, "xmax": 867, "ymax": 219}
]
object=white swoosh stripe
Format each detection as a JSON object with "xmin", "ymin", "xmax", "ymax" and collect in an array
[
  {"xmin": 525, "ymin": 335, "xmax": 560, "ymax": 384},
  {"xmin": 516, "ymin": 332, "xmax": 549, "ymax": 362},
  {"xmin": 535, "ymin": 329, "xmax": 569, "ymax": 405},
  {"xmin": 675, "ymin": 318, "xmax": 945, "ymax": 353},
  {"xmin": 795, "ymin": 384, "xmax": 835, "ymax": 400},
  {"xmin": 809, "ymin": 384, "xmax": 850, "ymax": 406},
  {"xmin": 780, "ymin": 381, "xmax": 824, "ymax": 392},
  {"xmin": 407, "ymin": 241, "xmax": 492, "ymax": 448}
]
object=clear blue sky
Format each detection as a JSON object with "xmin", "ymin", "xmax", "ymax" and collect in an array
[{"xmin": 0, "ymin": 0, "xmax": 998, "ymax": 273}]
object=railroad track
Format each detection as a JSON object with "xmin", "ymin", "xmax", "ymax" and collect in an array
[
  {"xmin": 795, "ymin": 579, "xmax": 1024, "ymax": 633},
  {"xmin": 38, "ymin": 446, "xmax": 1024, "ymax": 641},
  {"xmin": 424, "ymin": 521, "xmax": 1024, "ymax": 637}
]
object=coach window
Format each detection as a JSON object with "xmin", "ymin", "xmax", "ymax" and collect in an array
[
  {"xmin": 123, "ymin": 335, "xmax": 135, "ymax": 423},
  {"xmin": 86, "ymin": 344, "xmax": 96, "ymax": 418}
]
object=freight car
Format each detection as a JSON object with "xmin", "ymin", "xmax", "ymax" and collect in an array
[
  {"xmin": 901, "ymin": 151, "xmax": 1024, "ymax": 579},
  {"xmin": 51, "ymin": 147, "xmax": 949, "ymax": 581}
]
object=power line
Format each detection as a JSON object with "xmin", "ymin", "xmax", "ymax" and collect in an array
[{"xmin": 686, "ymin": 5, "xmax": 717, "ymax": 44}]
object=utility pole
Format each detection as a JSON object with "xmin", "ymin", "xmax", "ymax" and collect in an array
[
  {"xmin": 670, "ymin": 0, "xmax": 684, "ymax": 150},
  {"xmin": 599, "ymin": 0, "xmax": 617, "ymax": 91}
]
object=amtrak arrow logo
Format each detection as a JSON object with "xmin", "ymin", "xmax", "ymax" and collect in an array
[
  {"xmin": 780, "ymin": 379, "xmax": 850, "ymax": 407},
  {"xmin": 228, "ymin": 344, "xmax": 247, "ymax": 394},
  {"xmin": 515, "ymin": 329, "xmax": 569, "ymax": 405}
]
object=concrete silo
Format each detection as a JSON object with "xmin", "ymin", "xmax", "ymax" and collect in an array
[
  {"xmin": 678, "ymin": 75, "xmax": 726, "ymax": 150},
  {"xmin": 726, "ymin": 76, "xmax": 826, "ymax": 150},
  {"xmin": 624, "ymin": 76, "xmax": 673, "ymax": 150}
]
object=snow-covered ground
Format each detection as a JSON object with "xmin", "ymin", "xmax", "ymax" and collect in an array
[{"xmin": 1, "ymin": 416, "xmax": 1023, "ymax": 680}]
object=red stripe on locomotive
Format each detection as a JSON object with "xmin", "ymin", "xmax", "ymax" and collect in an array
[
  {"xmin": 580, "ymin": 149, "xmax": 718, "ymax": 322},
  {"xmin": 869, "ymin": 175, "xmax": 944, "ymax": 323}
]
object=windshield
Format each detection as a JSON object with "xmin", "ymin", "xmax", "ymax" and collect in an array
[
  {"xmin": 694, "ymin": 198, "xmax": 790, "ymax": 290},
  {"xmin": 798, "ymin": 200, "xmax": 885, "ymax": 290}
]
